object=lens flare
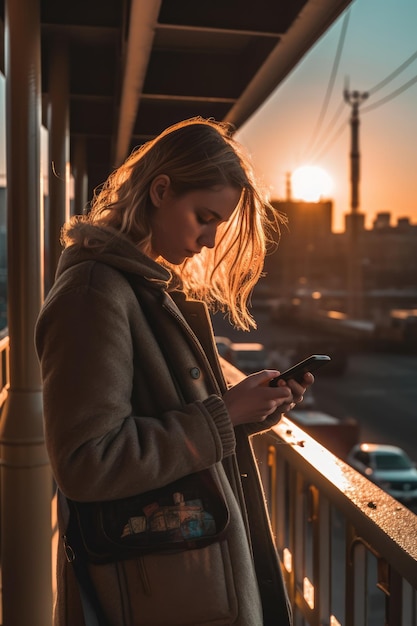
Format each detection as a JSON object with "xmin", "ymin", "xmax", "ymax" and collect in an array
[{"xmin": 292, "ymin": 166, "xmax": 333, "ymax": 202}]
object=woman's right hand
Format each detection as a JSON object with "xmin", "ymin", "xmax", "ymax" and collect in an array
[{"xmin": 222, "ymin": 370, "xmax": 295, "ymax": 426}]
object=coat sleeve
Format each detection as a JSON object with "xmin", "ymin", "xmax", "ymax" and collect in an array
[{"xmin": 35, "ymin": 271, "xmax": 235, "ymax": 502}]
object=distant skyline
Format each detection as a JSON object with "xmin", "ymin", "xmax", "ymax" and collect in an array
[{"xmin": 237, "ymin": 0, "xmax": 417, "ymax": 232}]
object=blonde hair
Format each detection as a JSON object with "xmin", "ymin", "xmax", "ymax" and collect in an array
[{"xmin": 62, "ymin": 118, "xmax": 284, "ymax": 330}]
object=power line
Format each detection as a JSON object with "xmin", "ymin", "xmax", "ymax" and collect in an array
[
  {"xmin": 303, "ymin": 9, "xmax": 351, "ymax": 160},
  {"xmin": 310, "ymin": 50, "xmax": 417, "ymax": 159},
  {"xmin": 368, "ymin": 49, "xmax": 417, "ymax": 96},
  {"xmin": 309, "ymin": 98, "xmax": 347, "ymax": 162},
  {"xmin": 363, "ymin": 71, "xmax": 417, "ymax": 113},
  {"xmin": 310, "ymin": 113, "xmax": 350, "ymax": 163},
  {"xmin": 296, "ymin": 33, "xmax": 417, "ymax": 164}
]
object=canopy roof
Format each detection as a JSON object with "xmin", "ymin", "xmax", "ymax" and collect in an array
[{"xmin": 0, "ymin": 0, "xmax": 353, "ymax": 189}]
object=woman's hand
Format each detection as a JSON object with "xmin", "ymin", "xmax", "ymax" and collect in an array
[{"xmin": 223, "ymin": 369, "xmax": 314, "ymax": 426}]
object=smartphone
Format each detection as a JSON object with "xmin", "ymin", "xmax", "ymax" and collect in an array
[{"xmin": 269, "ymin": 354, "xmax": 331, "ymax": 386}]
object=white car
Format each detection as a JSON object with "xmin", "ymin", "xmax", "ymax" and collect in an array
[{"xmin": 347, "ymin": 443, "xmax": 417, "ymax": 504}]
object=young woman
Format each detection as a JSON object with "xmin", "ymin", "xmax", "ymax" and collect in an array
[{"xmin": 36, "ymin": 118, "xmax": 313, "ymax": 625}]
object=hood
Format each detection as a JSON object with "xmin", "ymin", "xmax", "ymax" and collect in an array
[
  {"xmin": 372, "ymin": 468, "xmax": 417, "ymax": 483},
  {"xmin": 55, "ymin": 222, "xmax": 172, "ymax": 290}
]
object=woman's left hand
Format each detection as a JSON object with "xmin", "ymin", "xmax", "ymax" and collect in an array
[{"xmin": 280, "ymin": 371, "xmax": 314, "ymax": 412}]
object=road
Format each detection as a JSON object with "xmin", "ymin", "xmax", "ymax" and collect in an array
[
  {"xmin": 212, "ymin": 311, "xmax": 417, "ymax": 462},
  {"xmin": 311, "ymin": 352, "xmax": 417, "ymax": 462}
]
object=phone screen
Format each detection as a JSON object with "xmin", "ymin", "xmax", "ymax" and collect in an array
[{"xmin": 269, "ymin": 354, "xmax": 331, "ymax": 386}]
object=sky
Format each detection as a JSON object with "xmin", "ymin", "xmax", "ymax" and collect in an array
[
  {"xmin": 1, "ymin": 0, "xmax": 417, "ymax": 232},
  {"xmin": 236, "ymin": 0, "xmax": 417, "ymax": 232}
]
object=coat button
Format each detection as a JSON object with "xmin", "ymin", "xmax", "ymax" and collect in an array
[{"xmin": 189, "ymin": 367, "xmax": 200, "ymax": 379}]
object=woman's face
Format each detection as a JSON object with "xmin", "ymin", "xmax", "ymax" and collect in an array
[{"xmin": 149, "ymin": 176, "xmax": 241, "ymax": 265}]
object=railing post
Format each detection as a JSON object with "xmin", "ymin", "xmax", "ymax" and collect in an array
[{"xmin": 0, "ymin": 0, "xmax": 52, "ymax": 624}]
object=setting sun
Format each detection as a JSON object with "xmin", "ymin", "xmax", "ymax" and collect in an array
[{"xmin": 291, "ymin": 166, "xmax": 333, "ymax": 202}]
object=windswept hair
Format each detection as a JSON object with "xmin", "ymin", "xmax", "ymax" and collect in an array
[{"xmin": 62, "ymin": 117, "xmax": 285, "ymax": 330}]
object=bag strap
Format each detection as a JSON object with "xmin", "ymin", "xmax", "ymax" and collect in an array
[
  {"xmin": 56, "ymin": 272, "xmax": 188, "ymax": 623},
  {"xmin": 58, "ymin": 490, "xmax": 109, "ymax": 626}
]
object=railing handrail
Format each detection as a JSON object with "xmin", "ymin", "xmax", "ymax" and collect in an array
[
  {"xmin": 251, "ymin": 415, "xmax": 417, "ymax": 624},
  {"xmin": 270, "ymin": 417, "xmax": 417, "ymax": 585}
]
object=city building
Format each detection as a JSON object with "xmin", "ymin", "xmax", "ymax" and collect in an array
[{"xmin": 260, "ymin": 198, "xmax": 417, "ymax": 321}]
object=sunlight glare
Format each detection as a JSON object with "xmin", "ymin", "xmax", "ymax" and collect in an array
[{"xmin": 292, "ymin": 166, "xmax": 333, "ymax": 202}]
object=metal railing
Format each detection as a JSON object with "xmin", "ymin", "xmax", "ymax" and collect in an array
[{"xmin": 251, "ymin": 418, "xmax": 417, "ymax": 626}]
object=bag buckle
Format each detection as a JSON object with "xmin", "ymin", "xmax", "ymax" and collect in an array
[{"xmin": 63, "ymin": 534, "xmax": 76, "ymax": 562}]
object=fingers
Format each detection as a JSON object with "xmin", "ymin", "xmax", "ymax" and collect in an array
[
  {"xmin": 223, "ymin": 368, "xmax": 316, "ymax": 426},
  {"xmin": 223, "ymin": 371, "xmax": 293, "ymax": 426},
  {"xmin": 302, "ymin": 372, "xmax": 315, "ymax": 385},
  {"xmin": 263, "ymin": 385, "xmax": 293, "ymax": 418},
  {"xmin": 246, "ymin": 369, "xmax": 280, "ymax": 387},
  {"xmin": 287, "ymin": 383, "xmax": 305, "ymax": 403},
  {"xmin": 248, "ymin": 370, "xmax": 296, "ymax": 407},
  {"xmin": 285, "ymin": 372, "xmax": 314, "ymax": 403}
]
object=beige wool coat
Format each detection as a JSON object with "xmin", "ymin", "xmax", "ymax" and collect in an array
[{"xmin": 35, "ymin": 224, "xmax": 292, "ymax": 626}]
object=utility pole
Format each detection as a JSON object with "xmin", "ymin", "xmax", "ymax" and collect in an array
[{"xmin": 344, "ymin": 89, "xmax": 368, "ymax": 319}]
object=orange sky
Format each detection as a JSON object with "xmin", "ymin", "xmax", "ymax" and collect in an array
[
  {"xmin": 237, "ymin": 0, "xmax": 417, "ymax": 233},
  {"xmin": 1, "ymin": 1, "xmax": 416, "ymax": 235}
]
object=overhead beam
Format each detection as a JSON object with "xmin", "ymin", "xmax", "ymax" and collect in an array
[
  {"xmin": 114, "ymin": 0, "xmax": 162, "ymax": 165},
  {"xmin": 225, "ymin": 0, "xmax": 353, "ymax": 129}
]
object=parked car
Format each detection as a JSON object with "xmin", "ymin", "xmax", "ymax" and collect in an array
[
  {"xmin": 347, "ymin": 443, "xmax": 417, "ymax": 504},
  {"xmin": 214, "ymin": 336, "xmax": 235, "ymax": 364},
  {"xmin": 230, "ymin": 342, "xmax": 268, "ymax": 374}
]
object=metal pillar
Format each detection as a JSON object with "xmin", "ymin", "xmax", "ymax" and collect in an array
[
  {"xmin": 0, "ymin": 1, "xmax": 52, "ymax": 624},
  {"xmin": 46, "ymin": 35, "xmax": 70, "ymax": 292}
]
